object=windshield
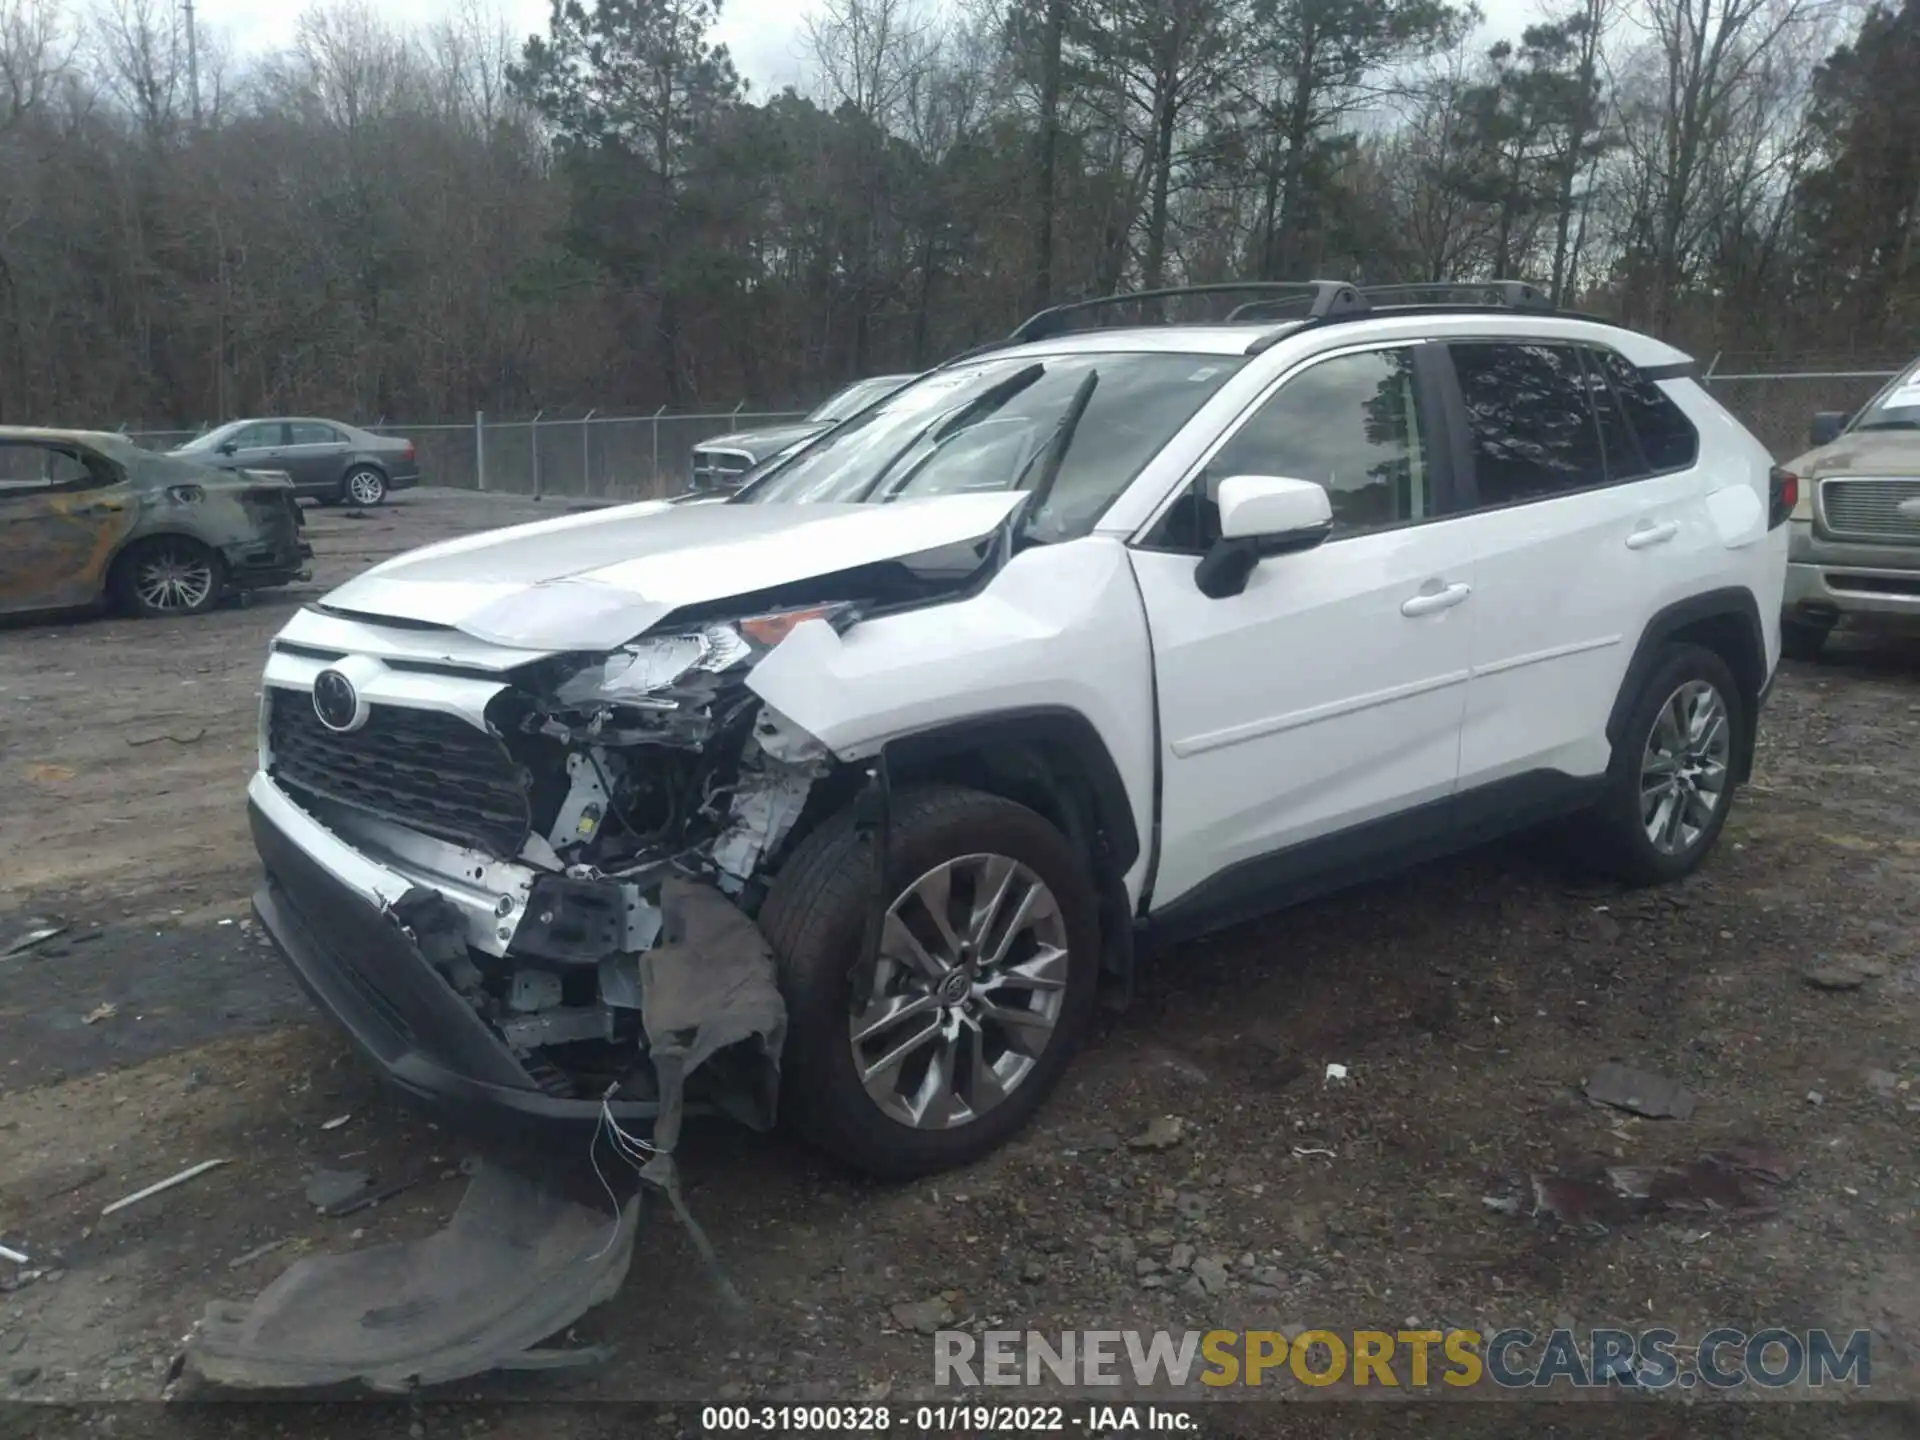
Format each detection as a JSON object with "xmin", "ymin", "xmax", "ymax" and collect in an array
[
  {"xmin": 742, "ymin": 352, "xmax": 1245, "ymax": 540},
  {"xmin": 1852, "ymin": 363, "xmax": 1920, "ymax": 431},
  {"xmin": 809, "ymin": 376, "xmax": 909, "ymax": 424}
]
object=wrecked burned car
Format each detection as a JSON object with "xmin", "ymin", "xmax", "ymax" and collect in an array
[
  {"xmin": 248, "ymin": 281, "xmax": 1786, "ymax": 1179},
  {"xmin": 0, "ymin": 427, "xmax": 310, "ymax": 619}
]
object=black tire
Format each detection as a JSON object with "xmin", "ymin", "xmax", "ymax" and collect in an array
[
  {"xmin": 342, "ymin": 466, "xmax": 388, "ymax": 506},
  {"xmin": 1780, "ymin": 616, "xmax": 1831, "ymax": 663},
  {"xmin": 1573, "ymin": 643, "xmax": 1744, "ymax": 886},
  {"xmin": 111, "ymin": 537, "xmax": 225, "ymax": 618},
  {"xmin": 758, "ymin": 784, "xmax": 1100, "ymax": 1179}
]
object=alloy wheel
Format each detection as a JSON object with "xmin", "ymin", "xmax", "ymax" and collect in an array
[
  {"xmin": 347, "ymin": 470, "xmax": 385, "ymax": 505},
  {"xmin": 848, "ymin": 852, "xmax": 1070, "ymax": 1130},
  {"xmin": 134, "ymin": 545, "xmax": 216, "ymax": 613},
  {"xmin": 1639, "ymin": 679, "xmax": 1731, "ymax": 855}
]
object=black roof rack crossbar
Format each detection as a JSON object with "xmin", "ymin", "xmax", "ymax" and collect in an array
[{"xmin": 1010, "ymin": 281, "xmax": 1365, "ymax": 343}]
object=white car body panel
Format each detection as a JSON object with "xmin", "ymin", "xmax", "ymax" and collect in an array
[
  {"xmin": 1131, "ymin": 522, "xmax": 1476, "ymax": 908},
  {"xmin": 745, "ymin": 537, "xmax": 1159, "ymax": 902},
  {"xmin": 1455, "ymin": 377, "xmax": 1785, "ymax": 791},
  {"xmin": 322, "ymin": 491, "xmax": 1027, "ymax": 650}
]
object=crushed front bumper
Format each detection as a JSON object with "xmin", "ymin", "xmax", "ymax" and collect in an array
[{"xmin": 248, "ymin": 775, "xmax": 668, "ymax": 1141}]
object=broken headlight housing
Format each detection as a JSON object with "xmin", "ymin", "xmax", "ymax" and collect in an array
[{"xmin": 553, "ymin": 603, "xmax": 855, "ymax": 709}]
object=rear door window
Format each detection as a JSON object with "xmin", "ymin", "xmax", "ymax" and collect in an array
[
  {"xmin": 288, "ymin": 422, "xmax": 341, "ymax": 445},
  {"xmin": 1450, "ymin": 342, "xmax": 1606, "ymax": 505}
]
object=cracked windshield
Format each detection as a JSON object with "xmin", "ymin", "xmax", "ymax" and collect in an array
[{"xmin": 742, "ymin": 353, "xmax": 1245, "ymax": 539}]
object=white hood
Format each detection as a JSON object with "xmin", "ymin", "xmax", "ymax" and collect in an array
[{"xmin": 320, "ymin": 493, "xmax": 1026, "ymax": 650}]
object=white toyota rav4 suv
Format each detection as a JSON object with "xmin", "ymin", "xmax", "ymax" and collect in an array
[{"xmin": 248, "ymin": 282, "xmax": 1791, "ymax": 1178}]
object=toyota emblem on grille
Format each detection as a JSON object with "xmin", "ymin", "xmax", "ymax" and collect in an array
[{"xmin": 312, "ymin": 669, "xmax": 365, "ymax": 732}]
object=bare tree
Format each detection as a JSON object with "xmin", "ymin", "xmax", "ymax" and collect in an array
[{"xmin": 1611, "ymin": 0, "xmax": 1833, "ymax": 329}]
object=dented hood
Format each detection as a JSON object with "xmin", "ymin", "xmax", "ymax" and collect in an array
[{"xmin": 320, "ymin": 491, "xmax": 1025, "ymax": 650}]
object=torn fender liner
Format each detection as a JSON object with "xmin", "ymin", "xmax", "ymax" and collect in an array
[
  {"xmin": 184, "ymin": 1162, "xmax": 638, "ymax": 1392},
  {"xmin": 639, "ymin": 877, "xmax": 788, "ymax": 1132}
]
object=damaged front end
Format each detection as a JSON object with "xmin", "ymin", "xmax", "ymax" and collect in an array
[{"xmin": 257, "ymin": 603, "xmax": 865, "ymax": 1142}]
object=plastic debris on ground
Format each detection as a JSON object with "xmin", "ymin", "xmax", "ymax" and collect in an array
[
  {"xmin": 183, "ymin": 1160, "xmax": 639, "ymax": 1392},
  {"xmin": 1583, "ymin": 1062, "xmax": 1695, "ymax": 1120},
  {"xmin": 100, "ymin": 1159, "xmax": 229, "ymax": 1216},
  {"xmin": 4, "ymin": 921, "xmax": 69, "ymax": 957},
  {"xmin": 304, "ymin": 1169, "xmax": 369, "ymax": 1212}
]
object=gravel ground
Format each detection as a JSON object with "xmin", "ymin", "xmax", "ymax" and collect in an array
[{"xmin": 2, "ymin": 491, "xmax": 1918, "ymax": 1437}]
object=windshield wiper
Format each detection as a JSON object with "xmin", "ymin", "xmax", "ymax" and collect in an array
[
  {"xmin": 1012, "ymin": 369, "xmax": 1099, "ymax": 534},
  {"xmin": 864, "ymin": 364, "xmax": 1048, "ymax": 501},
  {"xmin": 1853, "ymin": 419, "xmax": 1920, "ymax": 431},
  {"xmin": 928, "ymin": 364, "xmax": 1046, "ymax": 443}
]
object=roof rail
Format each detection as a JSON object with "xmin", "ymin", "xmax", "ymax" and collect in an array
[
  {"xmin": 1243, "ymin": 277, "xmax": 1562, "ymax": 353},
  {"xmin": 1010, "ymin": 281, "xmax": 1365, "ymax": 343},
  {"xmin": 964, "ymin": 277, "xmax": 1567, "ymax": 366},
  {"xmin": 1354, "ymin": 280, "xmax": 1552, "ymax": 312}
]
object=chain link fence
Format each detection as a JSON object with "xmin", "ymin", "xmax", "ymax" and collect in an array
[
  {"xmin": 117, "ymin": 360, "xmax": 1917, "ymax": 498},
  {"xmin": 1700, "ymin": 367, "xmax": 1903, "ymax": 460},
  {"xmin": 122, "ymin": 407, "xmax": 810, "ymax": 500}
]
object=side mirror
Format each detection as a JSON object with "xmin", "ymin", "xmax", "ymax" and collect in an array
[
  {"xmin": 1810, "ymin": 411, "xmax": 1847, "ymax": 447},
  {"xmin": 1195, "ymin": 475, "xmax": 1333, "ymax": 599},
  {"xmin": 216, "ymin": 440, "xmax": 238, "ymax": 456}
]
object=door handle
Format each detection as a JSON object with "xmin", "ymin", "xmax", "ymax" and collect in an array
[
  {"xmin": 1401, "ymin": 582, "xmax": 1472, "ymax": 617},
  {"xmin": 1626, "ymin": 520, "xmax": 1679, "ymax": 549}
]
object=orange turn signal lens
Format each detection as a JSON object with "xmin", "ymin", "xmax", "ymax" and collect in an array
[{"xmin": 738, "ymin": 606, "xmax": 841, "ymax": 648}]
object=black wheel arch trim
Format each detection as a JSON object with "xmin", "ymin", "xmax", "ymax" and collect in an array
[
  {"xmin": 1606, "ymin": 586, "xmax": 1768, "ymax": 783},
  {"xmin": 875, "ymin": 706, "xmax": 1142, "ymax": 876}
]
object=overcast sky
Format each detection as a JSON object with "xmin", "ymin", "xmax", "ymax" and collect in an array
[{"xmin": 188, "ymin": 0, "xmax": 1548, "ymax": 97}]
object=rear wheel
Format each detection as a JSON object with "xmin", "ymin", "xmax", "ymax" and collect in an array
[
  {"xmin": 1573, "ymin": 644, "xmax": 1742, "ymax": 885},
  {"xmin": 113, "ymin": 537, "xmax": 223, "ymax": 618},
  {"xmin": 758, "ymin": 785, "xmax": 1100, "ymax": 1179},
  {"xmin": 343, "ymin": 467, "xmax": 387, "ymax": 506}
]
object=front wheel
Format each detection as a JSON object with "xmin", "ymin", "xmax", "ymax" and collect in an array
[
  {"xmin": 1573, "ymin": 644, "xmax": 1743, "ymax": 885},
  {"xmin": 343, "ymin": 467, "xmax": 388, "ymax": 506},
  {"xmin": 758, "ymin": 785, "xmax": 1100, "ymax": 1179},
  {"xmin": 113, "ymin": 537, "xmax": 224, "ymax": 618}
]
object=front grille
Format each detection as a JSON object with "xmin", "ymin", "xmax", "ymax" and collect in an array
[
  {"xmin": 1822, "ymin": 477, "xmax": 1920, "ymax": 543},
  {"xmin": 267, "ymin": 690, "xmax": 530, "ymax": 856}
]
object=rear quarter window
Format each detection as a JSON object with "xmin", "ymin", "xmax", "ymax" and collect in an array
[{"xmin": 1594, "ymin": 350, "xmax": 1698, "ymax": 472}]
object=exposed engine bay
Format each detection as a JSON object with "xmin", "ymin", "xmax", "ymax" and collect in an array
[{"xmin": 258, "ymin": 522, "xmax": 1010, "ymax": 1133}]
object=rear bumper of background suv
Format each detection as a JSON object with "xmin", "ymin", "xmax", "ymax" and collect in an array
[{"xmin": 1785, "ymin": 521, "xmax": 1920, "ymax": 622}]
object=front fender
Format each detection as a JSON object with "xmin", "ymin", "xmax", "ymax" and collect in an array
[{"xmin": 746, "ymin": 536, "xmax": 1158, "ymax": 904}]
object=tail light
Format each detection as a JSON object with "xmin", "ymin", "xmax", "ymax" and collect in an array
[
  {"xmin": 1768, "ymin": 467, "xmax": 1797, "ymax": 529},
  {"xmin": 403, "ymin": 441, "xmax": 417, "ymax": 462}
]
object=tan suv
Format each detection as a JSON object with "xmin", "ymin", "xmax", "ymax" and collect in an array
[{"xmin": 1782, "ymin": 365, "xmax": 1920, "ymax": 658}]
